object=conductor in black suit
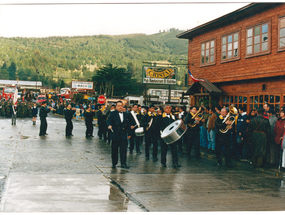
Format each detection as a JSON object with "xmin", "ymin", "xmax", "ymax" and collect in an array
[{"xmin": 107, "ymin": 101, "xmax": 131, "ymax": 169}]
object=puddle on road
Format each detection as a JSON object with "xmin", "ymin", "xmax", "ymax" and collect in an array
[{"xmin": 2, "ymin": 174, "xmax": 142, "ymax": 212}]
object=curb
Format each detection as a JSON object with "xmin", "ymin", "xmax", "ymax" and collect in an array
[{"xmin": 199, "ymin": 148, "xmax": 283, "ymax": 178}]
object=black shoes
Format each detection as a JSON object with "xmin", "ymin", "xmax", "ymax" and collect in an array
[
  {"xmin": 226, "ymin": 163, "xmax": 234, "ymax": 168},
  {"xmin": 173, "ymin": 164, "xmax": 181, "ymax": 168},
  {"xmin": 112, "ymin": 165, "xmax": 116, "ymax": 169},
  {"xmin": 145, "ymin": 156, "xmax": 149, "ymax": 160},
  {"xmin": 136, "ymin": 151, "xmax": 142, "ymax": 154},
  {"xmin": 161, "ymin": 163, "xmax": 167, "ymax": 167},
  {"xmin": 153, "ymin": 157, "xmax": 158, "ymax": 161},
  {"xmin": 121, "ymin": 164, "xmax": 129, "ymax": 169}
]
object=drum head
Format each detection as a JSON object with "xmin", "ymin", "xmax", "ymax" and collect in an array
[
  {"xmin": 161, "ymin": 120, "xmax": 181, "ymax": 138},
  {"xmin": 135, "ymin": 127, "xmax": 144, "ymax": 133}
]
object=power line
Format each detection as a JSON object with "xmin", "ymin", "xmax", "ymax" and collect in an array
[{"xmin": 0, "ymin": 2, "xmax": 229, "ymax": 6}]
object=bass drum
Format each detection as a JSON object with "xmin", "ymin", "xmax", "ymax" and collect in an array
[
  {"xmin": 161, "ymin": 120, "xmax": 187, "ymax": 144},
  {"xmin": 135, "ymin": 127, "xmax": 144, "ymax": 136}
]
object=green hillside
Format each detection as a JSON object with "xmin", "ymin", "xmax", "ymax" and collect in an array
[{"xmin": 0, "ymin": 28, "xmax": 188, "ymax": 89}]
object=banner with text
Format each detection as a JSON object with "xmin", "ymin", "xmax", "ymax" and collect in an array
[
  {"xmin": 142, "ymin": 66, "xmax": 177, "ymax": 85},
  {"xmin": 71, "ymin": 81, "xmax": 93, "ymax": 90}
]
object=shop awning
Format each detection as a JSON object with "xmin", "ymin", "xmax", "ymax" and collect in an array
[{"xmin": 185, "ymin": 79, "xmax": 221, "ymax": 96}]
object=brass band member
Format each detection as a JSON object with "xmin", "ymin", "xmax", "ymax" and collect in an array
[
  {"xmin": 39, "ymin": 101, "xmax": 52, "ymax": 136},
  {"xmin": 158, "ymin": 105, "xmax": 180, "ymax": 168},
  {"xmin": 141, "ymin": 104, "xmax": 159, "ymax": 161},
  {"xmin": 177, "ymin": 106, "xmax": 186, "ymax": 154},
  {"xmin": 84, "ymin": 105, "xmax": 95, "ymax": 138},
  {"xmin": 215, "ymin": 107, "xmax": 235, "ymax": 167},
  {"xmin": 106, "ymin": 104, "xmax": 116, "ymax": 144},
  {"xmin": 129, "ymin": 104, "xmax": 141, "ymax": 154},
  {"xmin": 97, "ymin": 104, "xmax": 108, "ymax": 141},
  {"xmin": 184, "ymin": 106, "xmax": 203, "ymax": 159},
  {"xmin": 64, "ymin": 104, "xmax": 76, "ymax": 137}
]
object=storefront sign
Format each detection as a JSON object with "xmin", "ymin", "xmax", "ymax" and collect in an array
[{"xmin": 142, "ymin": 66, "xmax": 177, "ymax": 85}]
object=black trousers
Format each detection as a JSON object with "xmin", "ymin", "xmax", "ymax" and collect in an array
[
  {"xmin": 85, "ymin": 121, "xmax": 93, "ymax": 137},
  {"xmin": 112, "ymin": 138, "xmax": 128, "ymax": 166},
  {"xmin": 161, "ymin": 140, "xmax": 178, "ymax": 165},
  {"xmin": 216, "ymin": 134, "xmax": 231, "ymax": 164},
  {"xmin": 185, "ymin": 129, "xmax": 200, "ymax": 158},
  {"xmin": 129, "ymin": 130, "xmax": 141, "ymax": 153},
  {"xmin": 39, "ymin": 117, "xmax": 47, "ymax": 135},
  {"xmin": 65, "ymin": 119, "xmax": 73, "ymax": 136},
  {"xmin": 145, "ymin": 131, "xmax": 158, "ymax": 158}
]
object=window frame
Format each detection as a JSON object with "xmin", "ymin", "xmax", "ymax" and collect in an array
[
  {"xmin": 278, "ymin": 15, "xmax": 285, "ymax": 52},
  {"xmin": 245, "ymin": 21, "xmax": 271, "ymax": 58},
  {"xmin": 220, "ymin": 31, "xmax": 241, "ymax": 63},
  {"xmin": 200, "ymin": 38, "xmax": 216, "ymax": 67}
]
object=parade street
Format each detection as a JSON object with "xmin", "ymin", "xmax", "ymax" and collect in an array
[{"xmin": 0, "ymin": 114, "xmax": 285, "ymax": 212}]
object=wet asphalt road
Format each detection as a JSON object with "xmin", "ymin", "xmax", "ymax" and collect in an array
[{"xmin": 0, "ymin": 114, "xmax": 285, "ymax": 212}]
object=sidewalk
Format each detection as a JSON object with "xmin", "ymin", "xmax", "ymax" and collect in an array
[{"xmin": 199, "ymin": 147, "xmax": 283, "ymax": 177}]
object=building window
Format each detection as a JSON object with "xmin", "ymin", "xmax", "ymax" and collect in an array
[
  {"xmin": 278, "ymin": 16, "xmax": 285, "ymax": 51},
  {"xmin": 246, "ymin": 23, "xmax": 269, "ymax": 56},
  {"xmin": 221, "ymin": 32, "xmax": 239, "ymax": 61},
  {"xmin": 249, "ymin": 95, "xmax": 280, "ymax": 113},
  {"xmin": 222, "ymin": 95, "xmax": 247, "ymax": 109},
  {"xmin": 201, "ymin": 39, "xmax": 215, "ymax": 66}
]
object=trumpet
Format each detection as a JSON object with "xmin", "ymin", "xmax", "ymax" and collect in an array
[
  {"xmin": 188, "ymin": 107, "xmax": 203, "ymax": 127},
  {"xmin": 219, "ymin": 106, "xmax": 238, "ymax": 133}
]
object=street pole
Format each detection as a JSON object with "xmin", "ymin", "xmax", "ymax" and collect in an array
[{"xmin": 168, "ymin": 84, "xmax": 171, "ymax": 103}]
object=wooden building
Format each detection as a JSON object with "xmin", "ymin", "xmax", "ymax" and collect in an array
[{"xmin": 177, "ymin": 3, "xmax": 285, "ymax": 113}]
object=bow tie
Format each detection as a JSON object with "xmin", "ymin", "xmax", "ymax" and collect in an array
[{"xmin": 119, "ymin": 112, "xmax": 123, "ymax": 114}]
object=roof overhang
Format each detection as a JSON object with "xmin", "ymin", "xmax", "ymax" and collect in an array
[
  {"xmin": 185, "ymin": 79, "xmax": 221, "ymax": 96},
  {"xmin": 177, "ymin": 3, "xmax": 282, "ymax": 40}
]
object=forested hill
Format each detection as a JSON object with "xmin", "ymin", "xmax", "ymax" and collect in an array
[{"xmin": 0, "ymin": 28, "xmax": 188, "ymax": 88}]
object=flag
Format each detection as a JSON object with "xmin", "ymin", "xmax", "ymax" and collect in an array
[
  {"xmin": 188, "ymin": 69, "xmax": 205, "ymax": 83},
  {"xmin": 13, "ymin": 84, "xmax": 18, "ymax": 105}
]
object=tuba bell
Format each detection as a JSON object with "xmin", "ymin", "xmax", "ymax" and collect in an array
[
  {"xmin": 188, "ymin": 107, "xmax": 203, "ymax": 127},
  {"xmin": 219, "ymin": 106, "xmax": 238, "ymax": 133}
]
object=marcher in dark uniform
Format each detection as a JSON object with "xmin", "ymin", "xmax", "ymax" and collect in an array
[
  {"xmin": 107, "ymin": 101, "xmax": 131, "ymax": 169},
  {"xmin": 158, "ymin": 105, "xmax": 180, "ymax": 168},
  {"xmin": 184, "ymin": 106, "xmax": 203, "ymax": 159},
  {"xmin": 64, "ymin": 104, "xmax": 76, "ymax": 137},
  {"xmin": 177, "ymin": 106, "xmax": 186, "ymax": 154},
  {"xmin": 141, "ymin": 104, "xmax": 159, "ymax": 161},
  {"xmin": 137, "ymin": 105, "xmax": 144, "ymax": 152},
  {"xmin": 97, "ymin": 104, "xmax": 108, "ymax": 141},
  {"xmin": 215, "ymin": 107, "xmax": 236, "ymax": 167},
  {"xmin": 129, "ymin": 104, "xmax": 141, "ymax": 154},
  {"xmin": 248, "ymin": 108, "xmax": 271, "ymax": 168},
  {"xmin": 11, "ymin": 105, "xmax": 17, "ymax": 125},
  {"xmin": 31, "ymin": 103, "xmax": 38, "ymax": 125},
  {"xmin": 106, "ymin": 104, "xmax": 116, "ymax": 144},
  {"xmin": 39, "ymin": 101, "xmax": 51, "ymax": 136},
  {"xmin": 84, "ymin": 105, "xmax": 95, "ymax": 138}
]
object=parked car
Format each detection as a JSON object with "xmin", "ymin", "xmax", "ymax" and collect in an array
[{"xmin": 37, "ymin": 94, "xmax": 47, "ymax": 104}]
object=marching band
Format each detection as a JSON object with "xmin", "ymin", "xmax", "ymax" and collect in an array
[{"xmin": 12, "ymin": 99, "xmax": 282, "ymax": 170}]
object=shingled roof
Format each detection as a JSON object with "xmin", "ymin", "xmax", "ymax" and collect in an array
[{"xmin": 186, "ymin": 79, "xmax": 221, "ymax": 96}]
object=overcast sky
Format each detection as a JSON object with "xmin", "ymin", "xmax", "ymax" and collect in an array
[{"xmin": 0, "ymin": 1, "xmax": 266, "ymax": 38}]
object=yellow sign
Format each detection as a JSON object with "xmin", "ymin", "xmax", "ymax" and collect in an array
[{"xmin": 146, "ymin": 68, "xmax": 174, "ymax": 79}]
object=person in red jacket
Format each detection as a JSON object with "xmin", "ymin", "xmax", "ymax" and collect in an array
[{"xmin": 274, "ymin": 110, "xmax": 285, "ymax": 165}]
